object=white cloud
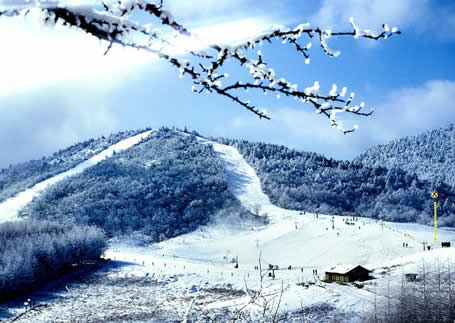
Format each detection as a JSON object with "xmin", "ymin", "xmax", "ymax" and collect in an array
[
  {"xmin": 0, "ymin": 82, "xmax": 119, "ymax": 168},
  {"xmin": 158, "ymin": 0, "xmax": 291, "ymax": 55},
  {"xmin": 164, "ymin": 17, "xmax": 275, "ymax": 55},
  {"xmin": 0, "ymin": 0, "xmax": 97, "ymax": 8},
  {"xmin": 165, "ymin": 0, "xmax": 249, "ymax": 18},
  {"xmin": 0, "ymin": 5, "xmax": 281, "ymax": 96},
  {"xmin": 0, "ymin": 9, "xmax": 156, "ymax": 167},
  {"xmin": 0, "ymin": 14, "xmax": 155, "ymax": 96},
  {"xmin": 164, "ymin": 0, "xmax": 287, "ymax": 25},
  {"xmin": 371, "ymin": 80, "xmax": 455, "ymax": 139},
  {"xmin": 0, "ymin": 2, "xmax": 289, "ymax": 167}
]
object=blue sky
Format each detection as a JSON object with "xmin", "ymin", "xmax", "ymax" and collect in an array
[{"xmin": 0, "ymin": 0, "xmax": 454, "ymax": 168}]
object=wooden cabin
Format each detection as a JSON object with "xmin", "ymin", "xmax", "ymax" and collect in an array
[
  {"xmin": 325, "ymin": 265, "xmax": 371, "ymax": 283},
  {"xmin": 405, "ymin": 273, "xmax": 417, "ymax": 282}
]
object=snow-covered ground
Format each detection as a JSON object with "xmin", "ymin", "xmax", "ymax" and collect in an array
[
  {"xmin": 2, "ymin": 131, "xmax": 455, "ymax": 322},
  {"xmin": 0, "ymin": 130, "xmax": 153, "ymax": 223}
]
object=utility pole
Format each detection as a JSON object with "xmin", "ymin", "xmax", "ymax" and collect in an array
[
  {"xmin": 431, "ymin": 191, "xmax": 438, "ymax": 246},
  {"xmin": 422, "ymin": 241, "xmax": 427, "ymax": 251}
]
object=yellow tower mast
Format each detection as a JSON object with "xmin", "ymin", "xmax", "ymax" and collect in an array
[{"xmin": 431, "ymin": 191, "xmax": 438, "ymax": 246}]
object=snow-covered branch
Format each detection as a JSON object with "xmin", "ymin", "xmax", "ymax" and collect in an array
[{"xmin": 0, "ymin": 0, "xmax": 401, "ymax": 133}]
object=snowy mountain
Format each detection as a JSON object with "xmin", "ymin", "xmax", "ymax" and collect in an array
[
  {"xmin": 3, "ymin": 126, "xmax": 455, "ymax": 235},
  {"xmin": 216, "ymin": 136, "xmax": 455, "ymax": 227},
  {"xmin": 1, "ymin": 126, "xmax": 454, "ymax": 322},
  {"xmin": 0, "ymin": 130, "xmax": 155, "ymax": 223},
  {"xmin": 19, "ymin": 128, "xmax": 252, "ymax": 240},
  {"xmin": 354, "ymin": 123, "xmax": 455, "ymax": 186}
]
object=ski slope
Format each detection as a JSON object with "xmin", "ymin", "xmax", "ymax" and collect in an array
[
  {"xmin": 100, "ymin": 134, "xmax": 455, "ymax": 321},
  {"xmin": 0, "ymin": 130, "xmax": 154, "ymax": 223},
  {"xmin": 177, "ymin": 135, "xmax": 455, "ymax": 266},
  {"xmin": 197, "ymin": 136, "xmax": 292, "ymax": 221},
  {"xmin": 4, "ymin": 131, "xmax": 455, "ymax": 322}
]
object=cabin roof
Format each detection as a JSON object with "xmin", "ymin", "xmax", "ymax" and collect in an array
[{"xmin": 324, "ymin": 264, "xmax": 370, "ymax": 275}]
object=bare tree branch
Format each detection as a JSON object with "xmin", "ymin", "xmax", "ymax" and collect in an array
[{"xmin": 0, "ymin": 0, "xmax": 401, "ymax": 134}]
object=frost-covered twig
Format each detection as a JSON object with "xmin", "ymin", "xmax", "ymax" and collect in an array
[
  {"xmin": 229, "ymin": 251, "xmax": 288, "ymax": 321},
  {"xmin": 181, "ymin": 297, "xmax": 195, "ymax": 323},
  {"xmin": 11, "ymin": 299, "xmax": 48, "ymax": 322},
  {"xmin": 0, "ymin": 1, "xmax": 401, "ymax": 133},
  {"xmin": 181, "ymin": 281, "xmax": 207, "ymax": 322}
]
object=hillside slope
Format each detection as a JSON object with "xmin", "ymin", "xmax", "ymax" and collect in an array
[
  {"xmin": 20, "ymin": 129, "xmax": 249, "ymax": 240},
  {"xmin": 0, "ymin": 130, "xmax": 154, "ymax": 223},
  {"xmin": 2, "ymin": 126, "xmax": 455, "ymax": 229},
  {"xmin": 0, "ymin": 129, "xmax": 147, "ymax": 203},
  {"xmin": 354, "ymin": 123, "xmax": 455, "ymax": 186},
  {"xmin": 215, "ymin": 137, "xmax": 455, "ymax": 227}
]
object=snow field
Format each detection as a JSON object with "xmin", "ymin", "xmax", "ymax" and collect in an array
[
  {"xmin": 102, "ymin": 212, "xmax": 454, "ymax": 320},
  {"xmin": 96, "ymin": 134, "xmax": 455, "ymax": 320}
]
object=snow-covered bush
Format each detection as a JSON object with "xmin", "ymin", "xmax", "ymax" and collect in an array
[{"xmin": 0, "ymin": 220, "xmax": 107, "ymax": 300}]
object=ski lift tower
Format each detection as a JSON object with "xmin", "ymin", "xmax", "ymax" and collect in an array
[{"xmin": 431, "ymin": 191, "xmax": 438, "ymax": 245}]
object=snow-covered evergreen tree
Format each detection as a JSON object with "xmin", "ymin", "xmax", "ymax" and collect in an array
[
  {"xmin": 355, "ymin": 124, "xmax": 455, "ymax": 186},
  {"xmin": 0, "ymin": 220, "xmax": 106, "ymax": 300},
  {"xmin": 21, "ymin": 129, "xmax": 249, "ymax": 239},
  {"xmin": 216, "ymin": 136, "xmax": 455, "ymax": 226}
]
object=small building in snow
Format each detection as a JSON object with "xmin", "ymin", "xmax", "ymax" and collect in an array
[
  {"xmin": 325, "ymin": 265, "xmax": 371, "ymax": 283},
  {"xmin": 405, "ymin": 273, "xmax": 417, "ymax": 282}
]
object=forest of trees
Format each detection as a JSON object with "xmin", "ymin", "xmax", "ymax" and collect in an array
[
  {"xmin": 0, "ymin": 129, "xmax": 147, "ymax": 203},
  {"xmin": 215, "ymin": 137, "xmax": 455, "ymax": 227},
  {"xmin": 11, "ymin": 127, "xmax": 455, "ymax": 233},
  {"xmin": 370, "ymin": 260, "xmax": 455, "ymax": 322},
  {"xmin": 355, "ymin": 123, "xmax": 455, "ymax": 186},
  {"xmin": 21, "ymin": 128, "xmax": 249, "ymax": 240},
  {"xmin": 0, "ymin": 220, "xmax": 106, "ymax": 300}
]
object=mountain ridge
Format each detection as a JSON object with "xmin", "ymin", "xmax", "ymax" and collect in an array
[
  {"xmin": 214, "ymin": 135, "xmax": 455, "ymax": 226},
  {"xmin": 0, "ymin": 129, "xmax": 149, "ymax": 203},
  {"xmin": 1, "ymin": 125, "xmax": 454, "ymax": 238},
  {"xmin": 354, "ymin": 123, "xmax": 455, "ymax": 186}
]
